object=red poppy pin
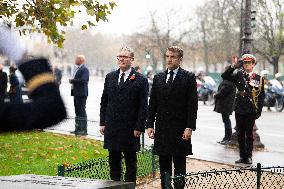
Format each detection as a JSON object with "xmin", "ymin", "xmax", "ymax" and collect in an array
[
  {"xmin": 252, "ymin": 72, "xmax": 256, "ymax": 78},
  {"xmin": 130, "ymin": 74, "xmax": 136, "ymax": 80}
]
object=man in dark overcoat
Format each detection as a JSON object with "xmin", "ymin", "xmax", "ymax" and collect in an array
[
  {"xmin": 99, "ymin": 46, "xmax": 149, "ymax": 183},
  {"xmin": 0, "ymin": 26, "xmax": 66, "ymax": 132},
  {"xmin": 214, "ymin": 71, "xmax": 236, "ymax": 144},
  {"xmin": 69, "ymin": 55, "xmax": 89, "ymax": 136},
  {"xmin": 221, "ymin": 54, "xmax": 265, "ymax": 164},
  {"xmin": 146, "ymin": 46, "xmax": 198, "ymax": 189},
  {"xmin": 0, "ymin": 63, "xmax": 8, "ymax": 104}
]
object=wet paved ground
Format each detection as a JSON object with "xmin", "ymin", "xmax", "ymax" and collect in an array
[{"xmin": 47, "ymin": 76, "xmax": 284, "ymax": 167}]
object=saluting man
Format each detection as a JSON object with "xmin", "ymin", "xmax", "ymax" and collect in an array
[{"xmin": 222, "ymin": 54, "xmax": 265, "ymax": 164}]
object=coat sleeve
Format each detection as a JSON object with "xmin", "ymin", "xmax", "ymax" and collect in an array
[
  {"xmin": 146, "ymin": 75, "xmax": 158, "ymax": 129},
  {"xmin": 214, "ymin": 82, "xmax": 234, "ymax": 99},
  {"xmin": 0, "ymin": 58, "xmax": 66, "ymax": 132},
  {"xmin": 135, "ymin": 77, "xmax": 149, "ymax": 132},
  {"xmin": 186, "ymin": 73, "xmax": 198, "ymax": 131},
  {"xmin": 256, "ymin": 77, "xmax": 265, "ymax": 119},
  {"xmin": 100, "ymin": 75, "xmax": 108, "ymax": 126},
  {"xmin": 70, "ymin": 67, "xmax": 89, "ymax": 84},
  {"xmin": 221, "ymin": 66, "xmax": 238, "ymax": 83}
]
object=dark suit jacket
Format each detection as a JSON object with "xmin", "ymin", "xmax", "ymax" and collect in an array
[
  {"xmin": 0, "ymin": 58, "xmax": 66, "ymax": 132},
  {"xmin": 214, "ymin": 79, "xmax": 236, "ymax": 115},
  {"xmin": 146, "ymin": 68, "xmax": 198, "ymax": 156},
  {"xmin": 100, "ymin": 68, "xmax": 149, "ymax": 152},
  {"xmin": 70, "ymin": 64, "xmax": 89, "ymax": 97}
]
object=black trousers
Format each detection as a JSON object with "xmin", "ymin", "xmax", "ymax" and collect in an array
[
  {"xmin": 108, "ymin": 150, "xmax": 137, "ymax": 183},
  {"xmin": 159, "ymin": 155, "xmax": 186, "ymax": 189},
  {"xmin": 235, "ymin": 113, "xmax": 255, "ymax": 159},
  {"xmin": 222, "ymin": 114, "xmax": 232, "ymax": 140},
  {"xmin": 74, "ymin": 96, "xmax": 87, "ymax": 118}
]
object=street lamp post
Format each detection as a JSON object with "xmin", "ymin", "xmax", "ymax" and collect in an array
[{"xmin": 228, "ymin": 0, "xmax": 265, "ymax": 150}]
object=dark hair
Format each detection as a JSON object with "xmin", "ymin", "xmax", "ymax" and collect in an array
[
  {"xmin": 9, "ymin": 66, "xmax": 17, "ymax": 73},
  {"xmin": 167, "ymin": 46, "xmax": 183, "ymax": 59}
]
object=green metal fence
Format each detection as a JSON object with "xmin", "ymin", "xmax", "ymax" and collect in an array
[
  {"xmin": 58, "ymin": 147, "xmax": 159, "ymax": 181},
  {"xmin": 165, "ymin": 163, "xmax": 284, "ymax": 189}
]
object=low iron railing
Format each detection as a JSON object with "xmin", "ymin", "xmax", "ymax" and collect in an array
[
  {"xmin": 165, "ymin": 163, "xmax": 284, "ymax": 189},
  {"xmin": 58, "ymin": 147, "xmax": 159, "ymax": 181}
]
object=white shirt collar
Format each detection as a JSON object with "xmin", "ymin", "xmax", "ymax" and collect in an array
[{"xmin": 168, "ymin": 67, "xmax": 179, "ymax": 74}]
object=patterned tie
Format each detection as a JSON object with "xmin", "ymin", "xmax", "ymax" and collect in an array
[
  {"xmin": 167, "ymin": 70, "xmax": 174, "ymax": 86},
  {"xmin": 119, "ymin": 72, "xmax": 125, "ymax": 87}
]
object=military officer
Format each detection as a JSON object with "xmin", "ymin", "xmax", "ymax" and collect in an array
[
  {"xmin": 0, "ymin": 26, "xmax": 66, "ymax": 132},
  {"xmin": 221, "ymin": 54, "xmax": 265, "ymax": 164}
]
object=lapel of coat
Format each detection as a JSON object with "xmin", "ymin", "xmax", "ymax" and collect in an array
[
  {"xmin": 110, "ymin": 69, "xmax": 120, "ymax": 92},
  {"xmin": 118, "ymin": 68, "xmax": 135, "ymax": 92}
]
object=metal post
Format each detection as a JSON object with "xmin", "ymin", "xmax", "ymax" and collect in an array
[
  {"xmin": 243, "ymin": 0, "xmax": 253, "ymax": 54},
  {"xmin": 164, "ymin": 172, "xmax": 171, "ymax": 189},
  {"xmin": 256, "ymin": 163, "xmax": 261, "ymax": 189},
  {"xmin": 141, "ymin": 133, "xmax": 145, "ymax": 149},
  {"xmin": 57, "ymin": 165, "xmax": 65, "ymax": 176}
]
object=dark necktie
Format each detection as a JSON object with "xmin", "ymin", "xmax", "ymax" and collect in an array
[
  {"xmin": 119, "ymin": 72, "xmax": 125, "ymax": 87},
  {"xmin": 167, "ymin": 70, "xmax": 174, "ymax": 86}
]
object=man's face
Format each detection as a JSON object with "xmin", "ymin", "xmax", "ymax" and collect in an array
[
  {"xmin": 75, "ymin": 57, "xmax": 81, "ymax": 66},
  {"xmin": 117, "ymin": 50, "xmax": 133, "ymax": 71},
  {"xmin": 243, "ymin": 61, "xmax": 255, "ymax": 72},
  {"xmin": 166, "ymin": 50, "xmax": 181, "ymax": 70}
]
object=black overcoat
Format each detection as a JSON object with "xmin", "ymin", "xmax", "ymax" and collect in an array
[
  {"xmin": 100, "ymin": 68, "xmax": 149, "ymax": 152},
  {"xmin": 213, "ymin": 79, "xmax": 236, "ymax": 115},
  {"xmin": 146, "ymin": 68, "xmax": 198, "ymax": 156}
]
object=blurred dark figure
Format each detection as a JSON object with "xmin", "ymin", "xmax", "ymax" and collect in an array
[
  {"xmin": 53, "ymin": 64, "xmax": 62, "ymax": 87},
  {"xmin": 134, "ymin": 65, "xmax": 141, "ymax": 73},
  {"xmin": 9, "ymin": 65, "xmax": 23, "ymax": 104},
  {"xmin": 146, "ymin": 70, "xmax": 154, "ymax": 96},
  {"xmin": 214, "ymin": 70, "xmax": 236, "ymax": 145},
  {"xmin": 0, "ymin": 63, "xmax": 8, "ymax": 104}
]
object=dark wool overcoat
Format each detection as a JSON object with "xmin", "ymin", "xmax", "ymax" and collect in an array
[
  {"xmin": 146, "ymin": 68, "xmax": 198, "ymax": 156},
  {"xmin": 100, "ymin": 68, "xmax": 149, "ymax": 152},
  {"xmin": 0, "ymin": 58, "xmax": 66, "ymax": 132},
  {"xmin": 213, "ymin": 79, "xmax": 236, "ymax": 115}
]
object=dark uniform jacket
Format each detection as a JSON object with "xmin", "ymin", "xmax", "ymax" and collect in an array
[
  {"xmin": 146, "ymin": 68, "xmax": 198, "ymax": 156},
  {"xmin": 0, "ymin": 58, "xmax": 66, "ymax": 132},
  {"xmin": 214, "ymin": 79, "xmax": 236, "ymax": 115},
  {"xmin": 100, "ymin": 68, "xmax": 149, "ymax": 152},
  {"xmin": 9, "ymin": 72, "xmax": 23, "ymax": 104},
  {"xmin": 70, "ymin": 64, "xmax": 89, "ymax": 97},
  {"xmin": 221, "ymin": 66, "xmax": 265, "ymax": 118}
]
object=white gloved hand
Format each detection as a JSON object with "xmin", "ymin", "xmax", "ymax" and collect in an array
[{"xmin": 0, "ymin": 26, "xmax": 27, "ymax": 65}]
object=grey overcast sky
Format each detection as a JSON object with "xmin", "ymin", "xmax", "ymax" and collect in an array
[{"xmin": 93, "ymin": 0, "xmax": 205, "ymax": 35}]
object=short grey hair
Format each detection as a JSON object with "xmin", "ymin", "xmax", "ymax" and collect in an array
[{"xmin": 119, "ymin": 46, "xmax": 134, "ymax": 58}]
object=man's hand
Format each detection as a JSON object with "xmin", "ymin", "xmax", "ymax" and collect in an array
[
  {"xmin": 147, "ymin": 128, "xmax": 154, "ymax": 139},
  {"xmin": 99, "ymin": 126, "xmax": 105, "ymax": 135},
  {"xmin": 134, "ymin": 130, "xmax": 141, "ymax": 138},
  {"xmin": 182, "ymin": 128, "xmax": 192, "ymax": 140}
]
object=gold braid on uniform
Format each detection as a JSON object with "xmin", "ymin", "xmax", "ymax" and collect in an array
[
  {"xmin": 251, "ymin": 76, "xmax": 263, "ymax": 111},
  {"xmin": 26, "ymin": 73, "xmax": 55, "ymax": 93}
]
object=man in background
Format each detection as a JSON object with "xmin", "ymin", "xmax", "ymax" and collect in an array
[{"xmin": 69, "ymin": 55, "xmax": 89, "ymax": 136}]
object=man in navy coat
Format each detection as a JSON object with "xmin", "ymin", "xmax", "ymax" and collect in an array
[
  {"xmin": 146, "ymin": 46, "xmax": 198, "ymax": 189},
  {"xmin": 69, "ymin": 55, "xmax": 89, "ymax": 136},
  {"xmin": 99, "ymin": 46, "xmax": 149, "ymax": 183}
]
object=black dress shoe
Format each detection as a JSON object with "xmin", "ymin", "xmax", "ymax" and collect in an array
[
  {"xmin": 244, "ymin": 158, "xmax": 252, "ymax": 164},
  {"xmin": 235, "ymin": 158, "xmax": 245, "ymax": 164}
]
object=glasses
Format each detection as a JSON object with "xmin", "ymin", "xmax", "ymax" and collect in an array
[{"xmin": 117, "ymin": 55, "xmax": 132, "ymax": 60}]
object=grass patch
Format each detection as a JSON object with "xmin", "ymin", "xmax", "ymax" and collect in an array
[{"xmin": 0, "ymin": 131, "xmax": 107, "ymax": 176}]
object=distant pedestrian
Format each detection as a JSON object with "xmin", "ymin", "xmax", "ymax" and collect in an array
[
  {"xmin": 8, "ymin": 65, "xmax": 23, "ymax": 104},
  {"xmin": 146, "ymin": 46, "xmax": 198, "ymax": 189},
  {"xmin": 222, "ymin": 54, "xmax": 265, "ymax": 165},
  {"xmin": 69, "ymin": 55, "xmax": 89, "ymax": 136},
  {"xmin": 214, "ymin": 69, "xmax": 236, "ymax": 145},
  {"xmin": 100, "ymin": 46, "xmax": 148, "ymax": 184},
  {"xmin": 0, "ymin": 63, "xmax": 8, "ymax": 104},
  {"xmin": 53, "ymin": 64, "xmax": 62, "ymax": 87}
]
